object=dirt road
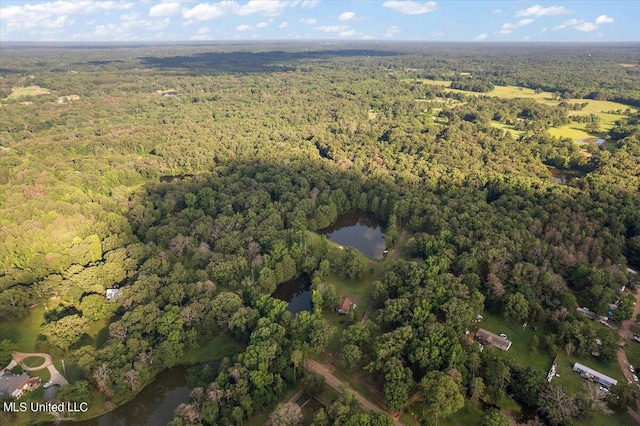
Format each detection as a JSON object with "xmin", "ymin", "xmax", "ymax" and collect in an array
[{"xmin": 615, "ymin": 289, "xmax": 640, "ymax": 424}]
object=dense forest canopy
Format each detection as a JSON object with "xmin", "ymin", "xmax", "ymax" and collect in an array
[{"xmin": 1, "ymin": 42, "xmax": 640, "ymax": 426}]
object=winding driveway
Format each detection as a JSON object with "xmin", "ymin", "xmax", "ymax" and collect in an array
[{"xmin": 10, "ymin": 352, "xmax": 68, "ymax": 387}]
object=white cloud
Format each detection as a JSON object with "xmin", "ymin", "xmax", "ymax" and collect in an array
[
  {"xmin": 236, "ymin": 24, "xmax": 251, "ymax": 31},
  {"xmin": 299, "ymin": 18, "xmax": 317, "ymax": 24},
  {"xmin": 385, "ymin": 25, "xmax": 400, "ymax": 37},
  {"xmin": 338, "ymin": 29, "xmax": 356, "ymax": 37},
  {"xmin": 256, "ymin": 21, "xmax": 268, "ymax": 28},
  {"xmin": 499, "ymin": 18, "xmax": 534, "ymax": 34},
  {"xmin": 595, "ymin": 15, "xmax": 614, "ymax": 24},
  {"xmin": 339, "ymin": 11, "xmax": 356, "ymax": 21},
  {"xmin": 181, "ymin": 0, "xmax": 290, "ymax": 21},
  {"xmin": 278, "ymin": 21, "xmax": 288, "ymax": 28},
  {"xmin": 576, "ymin": 22, "xmax": 597, "ymax": 32},
  {"xmin": 235, "ymin": 0, "xmax": 289, "ymax": 16},
  {"xmin": 541, "ymin": 27, "xmax": 547, "ymax": 33},
  {"xmin": 382, "ymin": 1, "xmax": 436, "ymax": 15},
  {"xmin": 182, "ymin": 3, "xmax": 226, "ymax": 20},
  {"xmin": 515, "ymin": 5, "xmax": 565, "ymax": 17},
  {"xmin": 149, "ymin": 2, "xmax": 181, "ymax": 17},
  {"xmin": 315, "ymin": 25, "xmax": 350, "ymax": 33},
  {"xmin": 0, "ymin": 1, "xmax": 133, "ymax": 33},
  {"xmin": 475, "ymin": 33, "xmax": 487, "ymax": 40}
]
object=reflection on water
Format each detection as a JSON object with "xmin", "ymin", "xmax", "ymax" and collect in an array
[
  {"xmin": 272, "ymin": 275, "xmax": 311, "ymax": 314},
  {"xmin": 546, "ymin": 165, "xmax": 568, "ymax": 185},
  {"xmin": 74, "ymin": 365, "xmax": 191, "ymax": 426},
  {"xmin": 320, "ymin": 211, "xmax": 386, "ymax": 259}
]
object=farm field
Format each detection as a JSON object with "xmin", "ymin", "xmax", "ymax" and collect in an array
[{"xmin": 412, "ymin": 78, "xmax": 637, "ymax": 140}]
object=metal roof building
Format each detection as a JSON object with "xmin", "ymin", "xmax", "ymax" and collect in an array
[{"xmin": 573, "ymin": 362, "xmax": 618, "ymax": 388}]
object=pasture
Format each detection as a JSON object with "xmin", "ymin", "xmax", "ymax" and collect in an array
[{"xmin": 411, "ymin": 79, "xmax": 636, "ymax": 140}]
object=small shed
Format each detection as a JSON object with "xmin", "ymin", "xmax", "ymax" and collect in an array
[{"xmin": 338, "ymin": 297, "xmax": 352, "ymax": 314}]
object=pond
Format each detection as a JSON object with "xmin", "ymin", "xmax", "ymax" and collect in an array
[
  {"xmin": 74, "ymin": 365, "xmax": 191, "ymax": 426},
  {"xmin": 272, "ymin": 275, "xmax": 312, "ymax": 314},
  {"xmin": 546, "ymin": 165, "xmax": 568, "ymax": 184},
  {"xmin": 319, "ymin": 211, "xmax": 386, "ymax": 259}
]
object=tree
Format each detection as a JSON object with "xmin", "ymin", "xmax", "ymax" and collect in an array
[
  {"xmin": 335, "ymin": 247, "xmax": 366, "ymax": 280},
  {"xmin": 419, "ymin": 371, "xmax": 464, "ymax": 425},
  {"xmin": 41, "ymin": 314, "xmax": 90, "ymax": 350},
  {"xmin": 383, "ymin": 358, "xmax": 414, "ymax": 412},
  {"xmin": 339, "ymin": 344, "xmax": 362, "ymax": 370},
  {"xmin": 614, "ymin": 296, "xmax": 634, "ymax": 322},
  {"xmin": 302, "ymin": 371, "xmax": 324, "ymax": 397},
  {"xmin": 0, "ymin": 339, "xmax": 17, "ymax": 366},
  {"xmin": 577, "ymin": 382, "xmax": 613, "ymax": 418},
  {"xmin": 537, "ymin": 384, "xmax": 577, "ymax": 426},
  {"xmin": 470, "ymin": 377, "xmax": 485, "ymax": 404},
  {"xmin": 503, "ymin": 292, "xmax": 529, "ymax": 323},
  {"xmin": 479, "ymin": 409, "xmax": 510, "ymax": 426},
  {"xmin": 270, "ymin": 402, "xmax": 303, "ymax": 426}
]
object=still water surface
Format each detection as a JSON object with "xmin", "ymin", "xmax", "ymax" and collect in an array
[
  {"xmin": 75, "ymin": 365, "xmax": 191, "ymax": 426},
  {"xmin": 319, "ymin": 211, "xmax": 386, "ymax": 259}
]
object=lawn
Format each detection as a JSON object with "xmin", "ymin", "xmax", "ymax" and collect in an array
[
  {"xmin": 553, "ymin": 352, "xmax": 625, "ymax": 396},
  {"xmin": 8, "ymin": 85, "xmax": 51, "ymax": 99},
  {"xmin": 179, "ymin": 334, "xmax": 244, "ymax": 364},
  {"xmin": 574, "ymin": 410, "xmax": 636, "ymax": 426},
  {"xmin": 623, "ymin": 339, "xmax": 640, "ymax": 370},
  {"xmin": 477, "ymin": 313, "xmax": 553, "ymax": 371},
  {"xmin": 0, "ymin": 304, "xmax": 47, "ymax": 352},
  {"xmin": 405, "ymin": 398, "xmax": 483, "ymax": 426},
  {"xmin": 23, "ymin": 356, "xmax": 47, "ymax": 368},
  {"xmin": 490, "ymin": 121, "xmax": 525, "ymax": 137},
  {"xmin": 411, "ymin": 79, "xmax": 636, "ymax": 140}
]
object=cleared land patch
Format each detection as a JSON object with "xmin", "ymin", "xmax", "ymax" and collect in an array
[
  {"xmin": 8, "ymin": 85, "xmax": 51, "ymax": 99},
  {"xmin": 411, "ymin": 79, "xmax": 637, "ymax": 140}
]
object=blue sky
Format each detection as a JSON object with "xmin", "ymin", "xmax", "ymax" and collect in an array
[{"xmin": 1, "ymin": 1, "xmax": 638, "ymax": 42}]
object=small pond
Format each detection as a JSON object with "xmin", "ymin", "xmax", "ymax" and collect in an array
[
  {"xmin": 272, "ymin": 275, "xmax": 312, "ymax": 314},
  {"xmin": 73, "ymin": 365, "xmax": 191, "ymax": 426},
  {"xmin": 546, "ymin": 165, "xmax": 568, "ymax": 184},
  {"xmin": 319, "ymin": 211, "xmax": 386, "ymax": 259}
]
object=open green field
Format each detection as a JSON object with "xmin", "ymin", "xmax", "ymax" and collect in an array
[
  {"xmin": 477, "ymin": 313, "xmax": 553, "ymax": 371},
  {"xmin": 179, "ymin": 334, "xmax": 244, "ymax": 364},
  {"xmin": 490, "ymin": 121, "xmax": 525, "ymax": 137},
  {"xmin": 412, "ymin": 79, "xmax": 637, "ymax": 140},
  {"xmin": 403, "ymin": 398, "xmax": 483, "ymax": 426},
  {"xmin": 7, "ymin": 85, "xmax": 51, "ymax": 99},
  {"xmin": 623, "ymin": 339, "xmax": 640, "ymax": 370},
  {"xmin": 553, "ymin": 352, "xmax": 625, "ymax": 395},
  {"xmin": 0, "ymin": 304, "xmax": 47, "ymax": 353}
]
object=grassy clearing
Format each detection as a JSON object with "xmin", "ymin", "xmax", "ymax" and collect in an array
[
  {"xmin": 574, "ymin": 410, "xmax": 635, "ymax": 426},
  {"xmin": 0, "ymin": 304, "xmax": 47, "ymax": 352},
  {"xmin": 490, "ymin": 121, "xmax": 525, "ymax": 137},
  {"xmin": 180, "ymin": 334, "xmax": 244, "ymax": 364},
  {"xmin": 478, "ymin": 313, "xmax": 553, "ymax": 371},
  {"xmin": 411, "ymin": 79, "xmax": 636, "ymax": 140},
  {"xmin": 22, "ymin": 356, "xmax": 46, "ymax": 368},
  {"xmin": 406, "ymin": 398, "xmax": 483, "ymax": 426},
  {"xmin": 8, "ymin": 86, "xmax": 51, "ymax": 99},
  {"xmin": 553, "ymin": 352, "xmax": 624, "ymax": 396},
  {"xmin": 623, "ymin": 340, "xmax": 640, "ymax": 369}
]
